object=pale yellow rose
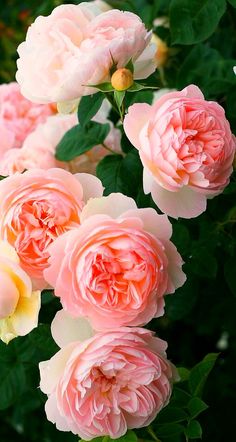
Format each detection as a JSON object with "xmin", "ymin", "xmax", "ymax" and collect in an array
[{"xmin": 0, "ymin": 241, "xmax": 41, "ymax": 344}]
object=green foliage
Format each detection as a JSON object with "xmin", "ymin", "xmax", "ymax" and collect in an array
[
  {"xmin": 188, "ymin": 354, "xmax": 219, "ymax": 396},
  {"xmin": 96, "ymin": 150, "xmax": 142, "ymax": 198},
  {"xmin": 56, "ymin": 122, "xmax": 110, "ymax": 161},
  {"xmin": 78, "ymin": 93, "xmax": 104, "ymax": 127},
  {"xmin": 170, "ymin": 0, "xmax": 226, "ymax": 45}
]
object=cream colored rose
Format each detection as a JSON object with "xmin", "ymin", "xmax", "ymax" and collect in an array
[{"xmin": 0, "ymin": 241, "xmax": 41, "ymax": 344}]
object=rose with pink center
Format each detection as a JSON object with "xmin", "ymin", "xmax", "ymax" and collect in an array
[
  {"xmin": 40, "ymin": 325, "xmax": 177, "ymax": 440},
  {"xmin": 44, "ymin": 193, "xmax": 185, "ymax": 328},
  {"xmin": 124, "ymin": 84, "xmax": 236, "ymax": 218},
  {"xmin": 0, "ymin": 169, "xmax": 103, "ymax": 289}
]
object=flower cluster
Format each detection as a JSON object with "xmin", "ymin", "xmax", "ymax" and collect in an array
[{"xmin": 0, "ymin": 1, "xmax": 235, "ymax": 441}]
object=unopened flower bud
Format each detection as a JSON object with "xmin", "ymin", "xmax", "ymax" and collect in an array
[
  {"xmin": 152, "ymin": 34, "xmax": 169, "ymax": 68},
  {"xmin": 111, "ymin": 68, "xmax": 134, "ymax": 91}
]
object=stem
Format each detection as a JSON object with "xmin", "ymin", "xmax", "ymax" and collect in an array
[
  {"xmin": 105, "ymin": 94, "xmax": 121, "ymax": 117},
  {"xmin": 158, "ymin": 66, "xmax": 168, "ymax": 87},
  {"xmin": 147, "ymin": 426, "xmax": 161, "ymax": 442},
  {"xmin": 102, "ymin": 143, "xmax": 119, "ymax": 155}
]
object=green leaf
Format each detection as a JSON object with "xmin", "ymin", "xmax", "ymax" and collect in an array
[
  {"xmin": 0, "ymin": 362, "xmax": 26, "ymax": 410},
  {"xmin": 56, "ymin": 122, "xmax": 110, "ymax": 161},
  {"xmin": 96, "ymin": 154, "xmax": 124, "ymax": 194},
  {"xmin": 227, "ymin": 0, "xmax": 236, "ymax": 6},
  {"xmin": 114, "ymin": 430, "xmax": 138, "ymax": 442},
  {"xmin": 96, "ymin": 150, "xmax": 142, "ymax": 198},
  {"xmin": 41, "ymin": 289, "xmax": 54, "ymax": 305},
  {"xmin": 0, "ymin": 175, "xmax": 7, "ymax": 180},
  {"xmin": 156, "ymin": 423, "xmax": 185, "ymax": 438},
  {"xmin": 177, "ymin": 367, "xmax": 190, "ymax": 382},
  {"xmin": 185, "ymin": 420, "xmax": 202, "ymax": 439},
  {"xmin": 125, "ymin": 59, "xmax": 134, "ymax": 74},
  {"xmin": 191, "ymin": 245, "xmax": 218, "ymax": 279},
  {"xmin": 157, "ymin": 406, "xmax": 188, "ymax": 424},
  {"xmin": 89, "ymin": 82, "xmax": 114, "ymax": 92},
  {"xmin": 114, "ymin": 90, "xmax": 126, "ymax": 110},
  {"xmin": 224, "ymin": 258, "xmax": 236, "ymax": 296},
  {"xmin": 128, "ymin": 82, "xmax": 158, "ymax": 92},
  {"xmin": 189, "ymin": 353, "xmax": 219, "ymax": 396},
  {"xmin": 29, "ymin": 324, "xmax": 59, "ymax": 359},
  {"xmin": 172, "ymin": 223, "xmax": 190, "ymax": 256},
  {"xmin": 170, "ymin": 0, "xmax": 226, "ymax": 45},
  {"xmin": 77, "ymin": 93, "xmax": 104, "ymax": 127},
  {"xmin": 187, "ymin": 397, "xmax": 208, "ymax": 419},
  {"xmin": 171, "ymin": 387, "xmax": 192, "ymax": 407},
  {"xmin": 165, "ymin": 279, "xmax": 197, "ymax": 320},
  {"xmin": 81, "ymin": 431, "xmax": 137, "ymax": 442}
]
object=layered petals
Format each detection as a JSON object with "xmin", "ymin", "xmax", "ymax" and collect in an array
[
  {"xmin": 0, "ymin": 168, "xmax": 103, "ymax": 289},
  {"xmin": 0, "ymin": 241, "xmax": 40, "ymax": 343},
  {"xmin": 39, "ymin": 327, "xmax": 176, "ymax": 440},
  {"xmin": 44, "ymin": 193, "xmax": 185, "ymax": 328},
  {"xmin": 124, "ymin": 85, "xmax": 236, "ymax": 218}
]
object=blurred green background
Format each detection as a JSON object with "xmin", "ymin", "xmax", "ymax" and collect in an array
[{"xmin": 0, "ymin": 1, "xmax": 236, "ymax": 441}]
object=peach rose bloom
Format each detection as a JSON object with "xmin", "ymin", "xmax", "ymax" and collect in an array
[
  {"xmin": 0, "ymin": 169, "xmax": 103, "ymax": 289},
  {"xmin": 40, "ymin": 319, "xmax": 176, "ymax": 440},
  {"xmin": 0, "ymin": 114, "xmax": 76, "ymax": 176},
  {"xmin": 0, "ymin": 82, "xmax": 55, "ymax": 148},
  {"xmin": 16, "ymin": 4, "xmax": 156, "ymax": 104},
  {"xmin": 0, "ymin": 105, "xmax": 121, "ymax": 176},
  {"xmin": 44, "ymin": 193, "xmax": 186, "ymax": 329},
  {"xmin": 124, "ymin": 85, "xmax": 236, "ymax": 218},
  {"xmin": 0, "ymin": 241, "xmax": 40, "ymax": 344}
]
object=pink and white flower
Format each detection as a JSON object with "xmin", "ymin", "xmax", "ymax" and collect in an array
[
  {"xmin": 44, "ymin": 193, "xmax": 186, "ymax": 329},
  {"xmin": 0, "ymin": 168, "xmax": 103, "ymax": 289},
  {"xmin": 124, "ymin": 85, "xmax": 236, "ymax": 218},
  {"xmin": 40, "ymin": 319, "xmax": 176, "ymax": 440},
  {"xmin": 0, "ymin": 82, "xmax": 55, "ymax": 149},
  {"xmin": 16, "ymin": 4, "xmax": 156, "ymax": 104}
]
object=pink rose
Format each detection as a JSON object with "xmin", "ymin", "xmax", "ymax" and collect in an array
[
  {"xmin": 0, "ymin": 241, "xmax": 40, "ymax": 344},
  {"xmin": 44, "ymin": 193, "xmax": 185, "ymax": 329},
  {"xmin": 0, "ymin": 169, "xmax": 103, "ymax": 289},
  {"xmin": 0, "ymin": 106, "xmax": 121, "ymax": 176},
  {"xmin": 0, "ymin": 82, "xmax": 55, "ymax": 148},
  {"xmin": 40, "ymin": 320, "xmax": 176, "ymax": 440},
  {"xmin": 0, "ymin": 114, "xmax": 76, "ymax": 176},
  {"xmin": 16, "ymin": 4, "xmax": 155, "ymax": 104},
  {"xmin": 124, "ymin": 85, "xmax": 236, "ymax": 218}
]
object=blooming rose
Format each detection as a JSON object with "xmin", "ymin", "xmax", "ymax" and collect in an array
[
  {"xmin": 16, "ymin": 4, "xmax": 156, "ymax": 104},
  {"xmin": 124, "ymin": 85, "xmax": 236, "ymax": 218},
  {"xmin": 0, "ymin": 82, "xmax": 55, "ymax": 148},
  {"xmin": 0, "ymin": 114, "xmax": 76, "ymax": 176},
  {"xmin": 0, "ymin": 102, "xmax": 121, "ymax": 176},
  {"xmin": 0, "ymin": 169, "xmax": 103, "ymax": 289},
  {"xmin": 44, "ymin": 193, "xmax": 185, "ymax": 329},
  {"xmin": 40, "ymin": 320, "xmax": 176, "ymax": 440},
  {"xmin": 0, "ymin": 241, "xmax": 40, "ymax": 344}
]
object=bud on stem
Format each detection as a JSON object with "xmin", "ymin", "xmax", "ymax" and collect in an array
[{"xmin": 111, "ymin": 68, "xmax": 134, "ymax": 91}]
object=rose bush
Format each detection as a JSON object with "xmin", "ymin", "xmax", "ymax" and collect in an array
[{"xmin": 0, "ymin": 1, "xmax": 235, "ymax": 442}]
